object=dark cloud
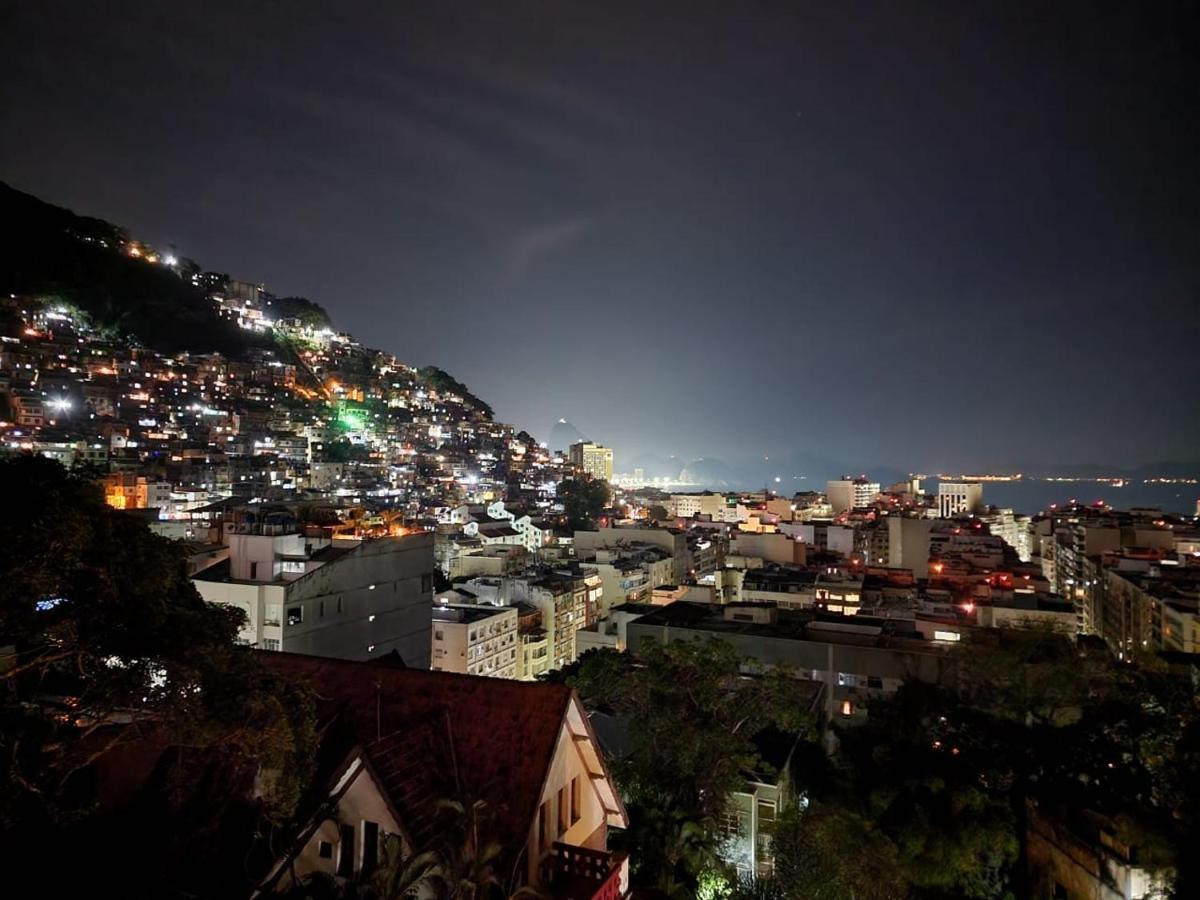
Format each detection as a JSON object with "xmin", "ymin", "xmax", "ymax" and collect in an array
[
  {"xmin": 504, "ymin": 217, "xmax": 593, "ymax": 275},
  {"xmin": 1, "ymin": 1, "xmax": 1197, "ymax": 474}
]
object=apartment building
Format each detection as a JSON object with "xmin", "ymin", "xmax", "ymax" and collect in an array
[
  {"xmin": 431, "ymin": 603, "xmax": 519, "ymax": 678},
  {"xmin": 192, "ymin": 511, "xmax": 434, "ymax": 666},
  {"xmin": 568, "ymin": 441, "xmax": 614, "ymax": 482},
  {"xmin": 937, "ymin": 481, "xmax": 983, "ymax": 518}
]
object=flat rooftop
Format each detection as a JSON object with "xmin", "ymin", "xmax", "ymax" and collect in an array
[
  {"xmin": 630, "ymin": 602, "xmax": 954, "ymax": 655},
  {"xmin": 433, "ymin": 604, "xmax": 513, "ymax": 624}
]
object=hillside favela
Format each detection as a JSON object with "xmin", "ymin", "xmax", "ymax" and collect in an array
[{"xmin": 3, "ymin": 5, "xmax": 1199, "ymax": 900}]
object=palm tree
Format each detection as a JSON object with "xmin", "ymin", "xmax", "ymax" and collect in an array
[
  {"xmin": 281, "ymin": 799, "xmax": 542, "ymax": 900},
  {"xmin": 280, "ymin": 834, "xmax": 437, "ymax": 900},
  {"xmin": 371, "ymin": 834, "xmax": 440, "ymax": 898}
]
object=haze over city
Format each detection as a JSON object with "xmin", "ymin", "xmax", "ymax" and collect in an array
[{"xmin": 3, "ymin": 2, "xmax": 1197, "ymax": 479}]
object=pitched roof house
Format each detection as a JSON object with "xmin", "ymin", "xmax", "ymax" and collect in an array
[{"xmin": 256, "ymin": 653, "xmax": 630, "ymax": 898}]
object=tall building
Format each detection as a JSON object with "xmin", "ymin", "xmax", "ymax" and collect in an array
[
  {"xmin": 826, "ymin": 477, "xmax": 880, "ymax": 514},
  {"xmin": 937, "ymin": 481, "xmax": 983, "ymax": 518},
  {"xmin": 885, "ymin": 516, "xmax": 935, "ymax": 577},
  {"xmin": 431, "ymin": 603, "xmax": 519, "ymax": 678},
  {"xmin": 569, "ymin": 440, "xmax": 614, "ymax": 482},
  {"xmin": 981, "ymin": 507, "xmax": 1034, "ymax": 561},
  {"xmin": 192, "ymin": 513, "xmax": 434, "ymax": 665}
]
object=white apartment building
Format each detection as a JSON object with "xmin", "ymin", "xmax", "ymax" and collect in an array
[
  {"xmin": 193, "ymin": 520, "xmax": 434, "ymax": 666},
  {"xmin": 568, "ymin": 441, "xmax": 614, "ymax": 482},
  {"xmin": 981, "ymin": 507, "xmax": 1033, "ymax": 561},
  {"xmin": 582, "ymin": 547, "xmax": 672, "ymax": 614},
  {"xmin": 938, "ymin": 481, "xmax": 983, "ymax": 518},
  {"xmin": 670, "ymin": 492, "xmax": 730, "ymax": 519},
  {"xmin": 431, "ymin": 603, "xmax": 519, "ymax": 678},
  {"xmin": 509, "ymin": 572, "xmax": 590, "ymax": 670},
  {"xmin": 486, "ymin": 500, "xmax": 550, "ymax": 551},
  {"xmin": 826, "ymin": 477, "xmax": 880, "ymax": 514}
]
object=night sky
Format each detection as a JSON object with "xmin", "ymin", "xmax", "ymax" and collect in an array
[{"xmin": 3, "ymin": 2, "xmax": 1197, "ymax": 477}]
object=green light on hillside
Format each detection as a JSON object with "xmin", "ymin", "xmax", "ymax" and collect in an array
[{"xmin": 339, "ymin": 410, "xmax": 365, "ymax": 430}]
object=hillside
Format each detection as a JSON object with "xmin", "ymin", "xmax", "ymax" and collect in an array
[{"xmin": 0, "ymin": 182, "xmax": 495, "ymax": 418}]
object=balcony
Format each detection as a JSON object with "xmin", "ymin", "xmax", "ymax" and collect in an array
[{"xmin": 542, "ymin": 842, "xmax": 629, "ymax": 900}]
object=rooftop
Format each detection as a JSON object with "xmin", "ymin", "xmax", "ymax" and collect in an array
[
  {"xmin": 631, "ymin": 602, "xmax": 956, "ymax": 654},
  {"xmin": 433, "ymin": 603, "xmax": 515, "ymax": 624}
]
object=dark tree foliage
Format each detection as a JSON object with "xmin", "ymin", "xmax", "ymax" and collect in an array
[
  {"xmin": 0, "ymin": 455, "xmax": 316, "ymax": 879},
  {"xmin": 805, "ymin": 633, "xmax": 1197, "ymax": 900},
  {"xmin": 572, "ymin": 628, "xmax": 1196, "ymax": 900},
  {"xmin": 729, "ymin": 802, "xmax": 907, "ymax": 900},
  {"xmin": 556, "ymin": 476, "xmax": 610, "ymax": 530},
  {"xmin": 571, "ymin": 641, "xmax": 815, "ymax": 895},
  {"xmin": 417, "ymin": 366, "xmax": 494, "ymax": 417},
  {"xmin": 833, "ymin": 685, "xmax": 1020, "ymax": 899},
  {"xmin": 268, "ymin": 295, "xmax": 332, "ymax": 327}
]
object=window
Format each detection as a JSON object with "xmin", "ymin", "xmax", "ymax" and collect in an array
[
  {"xmin": 756, "ymin": 800, "xmax": 777, "ymax": 867},
  {"xmin": 319, "ymin": 600, "xmax": 325, "ymax": 618},
  {"xmin": 757, "ymin": 799, "xmax": 777, "ymax": 822},
  {"xmin": 434, "ymin": 629, "xmax": 444, "ymax": 641},
  {"xmin": 719, "ymin": 807, "xmax": 746, "ymax": 841},
  {"xmin": 570, "ymin": 776, "xmax": 581, "ymax": 824},
  {"xmin": 337, "ymin": 596, "xmax": 343, "ymax": 613},
  {"xmin": 261, "ymin": 638, "xmax": 280, "ymax": 651},
  {"xmin": 840, "ymin": 699, "xmax": 854, "ymax": 717},
  {"xmin": 287, "ymin": 606, "xmax": 303, "ymax": 626},
  {"xmin": 318, "ymin": 840, "xmax": 333, "ymax": 859},
  {"xmin": 538, "ymin": 801, "xmax": 549, "ymax": 853},
  {"xmin": 249, "ymin": 561, "xmax": 258, "ymax": 580},
  {"xmin": 421, "ymin": 573, "xmax": 433, "ymax": 593},
  {"xmin": 558, "ymin": 787, "xmax": 568, "ymax": 834},
  {"xmin": 362, "ymin": 821, "xmax": 379, "ymax": 875},
  {"xmin": 337, "ymin": 824, "xmax": 354, "ymax": 877},
  {"xmin": 867, "ymin": 675, "xmax": 883, "ymax": 690}
]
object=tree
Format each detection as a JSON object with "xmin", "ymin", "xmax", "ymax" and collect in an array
[
  {"xmin": 571, "ymin": 641, "xmax": 815, "ymax": 892},
  {"xmin": 959, "ymin": 627, "xmax": 1109, "ymax": 728},
  {"xmin": 270, "ymin": 295, "xmax": 332, "ymax": 328},
  {"xmin": 556, "ymin": 476, "xmax": 610, "ymax": 531},
  {"xmin": 417, "ymin": 366, "xmax": 494, "ymax": 417},
  {"xmin": 282, "ymin": 835, "xmax": 438, "ymax": 899},
  {"xmin": 727, "ymin": 802, "xmax": 907, "ymax": 900},
  {"xmin": 0, "ymin": 455, "xmax": 316, "ymax": 863}
]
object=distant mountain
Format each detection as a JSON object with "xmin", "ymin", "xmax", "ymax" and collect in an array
[
  {"xmin": 679, "ymin": 456, "xmax": 737, "ymax": 488},
  {"xmin": 0, "ymin": 181, "xmax": 261, "ymax": 355},
  {"xmin": 547, "ymin": 418, "xmax": 586, "ymax": 453}
]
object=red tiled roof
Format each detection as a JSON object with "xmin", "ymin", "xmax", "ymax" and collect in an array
[{"xmin": 260, "ymin": 652, "xmax": 574, "ymax": 852}]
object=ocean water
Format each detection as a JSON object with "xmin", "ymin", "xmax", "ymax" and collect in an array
[
  {"xmin": 710, "ymin": 477, "xmax": 1199, "ymax": 517},
  {"xmin": 928, "ymin": 479, "xmax": 1198, "ymax": 517}
]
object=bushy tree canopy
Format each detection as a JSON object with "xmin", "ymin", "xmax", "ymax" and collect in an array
[{"xmin": 0, "ymin": 455, "xmax": 315, "ymax": 844}]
